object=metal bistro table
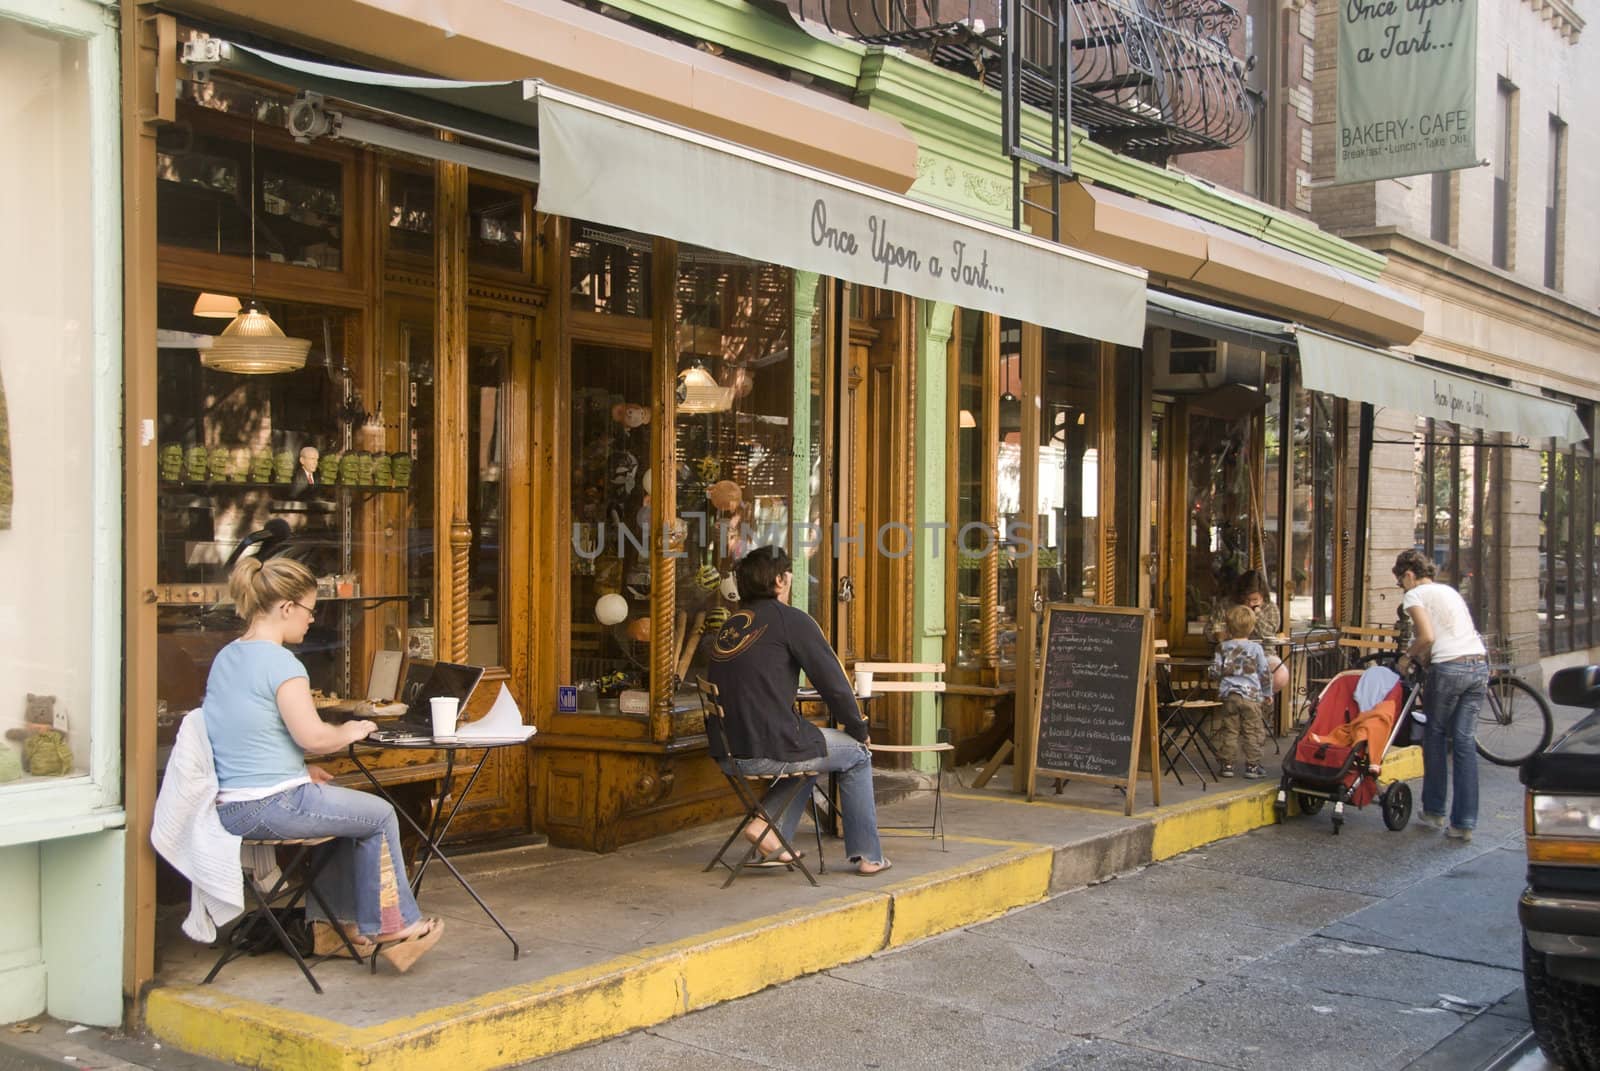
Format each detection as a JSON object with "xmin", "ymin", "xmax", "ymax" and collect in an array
[{"xmin": 347, "ymin": 735, "xmax": 524, "ymax": 959}]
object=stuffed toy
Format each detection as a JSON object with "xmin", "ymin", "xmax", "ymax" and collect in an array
[{"xmin": 6, "ymin": 694, "xmax": 72, "ymax": 777}]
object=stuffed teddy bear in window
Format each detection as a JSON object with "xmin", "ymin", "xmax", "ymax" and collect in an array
[{"xmin": 5, "ymin": 694, "xmax": 73, "ymax": 777}]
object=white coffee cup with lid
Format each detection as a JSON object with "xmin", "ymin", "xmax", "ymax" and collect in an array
[{"xmin": 430, "ymin": 696, "xmax": 460, "ymax": 739}]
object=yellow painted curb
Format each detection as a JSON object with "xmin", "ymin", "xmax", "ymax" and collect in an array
[
  {"xmin": 1149, "ymin": 786, "xmax": 1279, "ymax": 861},
  {"xmin": 887, "ymin": 848, "xmax": 1054, "ymax": 947},
  {"xmin": 1379, "ymin": 744, "xmax": 1423, "ymax": 782}
]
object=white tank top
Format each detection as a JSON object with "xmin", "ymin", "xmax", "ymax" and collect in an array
[{"xmin": 1402, "ymin": 582, "xmax": 1486, "ymax": 662}]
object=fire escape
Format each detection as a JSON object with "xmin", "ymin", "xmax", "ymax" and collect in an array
[{"xmin": 757, "ymin": 0, "xmax": 1255, "ymax": 239}]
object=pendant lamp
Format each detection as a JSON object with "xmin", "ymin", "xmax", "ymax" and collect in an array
[
  {"xmin": 676, "ymin": 361, "xmax": 733, "ymax": 414},
  {"xmin": 202, "ymin": 128, "xmax": 312, "ymax": 374}
]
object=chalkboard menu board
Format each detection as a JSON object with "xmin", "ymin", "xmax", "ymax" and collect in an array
[{"xmin": 1028, "ymin": 604, "xmax": 1154, "ymax": 813}]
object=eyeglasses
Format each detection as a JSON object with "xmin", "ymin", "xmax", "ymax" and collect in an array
[{"xmin": 291, "ymin": 599, "xmax": 316, "ymax": 622}]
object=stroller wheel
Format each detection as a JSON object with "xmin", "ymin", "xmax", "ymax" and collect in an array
[
  {"xmin": 1381, "ymin": 782, "xmax": 1412, "ymax": 831},
  {"xmin": 1296, "ymin": 793, "xmax": 1325, "ymax": 816}
]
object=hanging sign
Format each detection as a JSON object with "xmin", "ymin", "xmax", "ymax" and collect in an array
[{"xmin": 1334, "ymin": 0, "xmax": 1478, "ymax": 184}]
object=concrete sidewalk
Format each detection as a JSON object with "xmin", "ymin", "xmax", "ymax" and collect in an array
[{"xmin": 139, "ymin": 746, "xmax": 1421, "ymax": 1071}]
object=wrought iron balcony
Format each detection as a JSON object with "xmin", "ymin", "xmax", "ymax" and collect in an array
[{"xmin": 759, "ymin": 0, "xmax": 1255, "ymax": 162}]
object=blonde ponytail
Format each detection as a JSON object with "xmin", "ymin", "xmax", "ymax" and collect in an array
[{"xmin": 229, "ymin": 555, "xmax": 316, "ymax": 622}]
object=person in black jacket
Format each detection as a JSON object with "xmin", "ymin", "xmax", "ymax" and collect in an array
[{"xmin": 706, "ymin": 546, "xmax": 890, "ymax": 875}]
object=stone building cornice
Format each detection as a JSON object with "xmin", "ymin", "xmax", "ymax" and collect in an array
[{"xmin": 1342, "ymin": 226, "xmax": 1600, "ymax": 404}]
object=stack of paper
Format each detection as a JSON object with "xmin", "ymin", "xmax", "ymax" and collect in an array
[{"xmin": 456, "ymin": 684, "xmax": 537, "ymax": 742}]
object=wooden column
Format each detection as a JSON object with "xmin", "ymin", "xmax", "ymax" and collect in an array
[
  {"xmin": 121, "ymin": 0, "xmax": 169, "ymax": 1004},
  {"xmin": 650, "ymin": 238, "xmax": 678, "ymax": 744},
  {"xmin": 434, "ymin": 158, "xmax": 470, "ymax": 663}
]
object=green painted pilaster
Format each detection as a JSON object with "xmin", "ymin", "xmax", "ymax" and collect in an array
[
  {"xmin": 912, "ymin": 301, "xmax": 954, "ymax": 771},
  {"xmin": 791, "ymin": 271, "xmax": 820, "ymax": 616},
  {"xmin": 41, "ymin": 829, "xmax": 124, "ymax": 1026}
]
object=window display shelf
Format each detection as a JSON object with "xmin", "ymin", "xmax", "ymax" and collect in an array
[{"xmin": 155, "ymin": 592, "xmax": 411, "ymax": 610}]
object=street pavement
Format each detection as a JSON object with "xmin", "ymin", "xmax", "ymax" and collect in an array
[
  {"xmin": 1, "ymin": 705, "xmax": 1582, "ymax": 1071},
  {"xmin": 518, "ymin": 704, "xmax": 1591, "ymax": 1071}
]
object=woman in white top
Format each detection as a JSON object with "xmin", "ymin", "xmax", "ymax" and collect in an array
[
  {"xmin": 207, "ymin": 555, "xmax": 443, "ymax": 971},
  {"xmin": 1394, "ymin": 549, "xmax": 1488, "ymax": 841}
]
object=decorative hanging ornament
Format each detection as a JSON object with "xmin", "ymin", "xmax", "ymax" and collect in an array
[
  {"xmin": 708, "ymin": 479, "xmax": 743, "ymax": 512},
  {"xmin": 595, "ymin": 593, "xmax": 629, "ymax": 626},
  {"xmin": 719, "ymin": 574, "xmax": 741, "ymax": 602}
]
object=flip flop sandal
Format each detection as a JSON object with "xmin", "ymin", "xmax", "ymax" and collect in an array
[
  {"xmin": 749, "ymin": 849, "xmax": 805, "ymax": 868},
  {"xmin": 854, "ymin": 858, "xmax": 893, "ymax": 876}
]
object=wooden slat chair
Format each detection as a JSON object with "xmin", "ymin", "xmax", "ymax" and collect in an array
[
  {"xmin": 853, "ymin": 662, "xmax": 952, "ymax": 850},
  {"xmin": 1337, "ymin": 625, "xmax": 1401, "ymax": 668},
  {"xmin": 695, "ymin": 677, "xmax": 824, "ymax": 889},
  {"xmin": 202, "ymin": 837, "xmax": 363, "ymax": 994}
]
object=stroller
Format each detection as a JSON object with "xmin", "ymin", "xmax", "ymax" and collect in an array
[{"xmin": 1275, "ymin": 665, "xmax": 1418, "ymax": 834}]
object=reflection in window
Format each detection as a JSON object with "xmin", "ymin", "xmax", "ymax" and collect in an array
[
  {"xmin": 672, "ymin": 251, "xmax": 799, "ymax": 693},
  {"xmin": 994, "ymin": 320, "xmax": 1023, "ymax": 665},
  {"xmin": 386, "ymin": 166, "xmax": 434, "ymax": 261},
  {"xmin": 1288, "ymin": 388, "xmax": 1339, "ymax": 626},
  {"xmin": 467, "ymin": 181, "xmax": 526, "ymax": 274},
  {"xmin": 569, "ymin": 342, "xmax": 653, "ymax": 712},
  {"xmin": 467, "ymin": 336, "xmax": 506, "ymax": 665},
  {"xmin": 156, "ymin": 118, "xmax": 344, "ymax": 271},
  {"xmin": 569, "ymin": 223, "xmax": 652, "ymax": 318},
  {"xmin": 1038, "ymin": 332, "xmax": 1099, "ymax": 606}
]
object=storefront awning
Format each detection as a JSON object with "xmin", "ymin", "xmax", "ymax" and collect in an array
[
  {"xmin": 534, "ymin": 85, "xmax": 1148, "ymax": 348},
  {"xmin": 1296, "ymin": 329, "xmax": 1587, "ymax": 445},
  {"xmin": 1147, "ymin": 291, "xmax": 1586, "ymax": 445}
]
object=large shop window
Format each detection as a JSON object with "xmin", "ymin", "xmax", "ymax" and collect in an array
[
  {"xmin": 153, "ymin": 287, "xmax": 427, "ymax": 755},
  {"xmin": 1416, "ymin": 419, "xmax": 1503, "ymax": 645},
  {"xmin": 0, "ymin": 19, "xmax": 98, "ymax": 788},
  {"xmin": 951, "ymin": 310, "xmax": 987, "ymax": 668},
  {"xmin": 1540, "ymin": 420, "xmax": 1597, "ymax": 656},
  {"xmin": 566, "ymin": 227, "xmax": 821, "ymax": 714}
]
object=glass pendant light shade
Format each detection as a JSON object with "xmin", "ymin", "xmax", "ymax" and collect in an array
[
  {"xmin": 192, "ymin": 292, "xmax": 242, "ymax": 319},
  {"xmin": 201, "ymin": 302, "xmax": 313, "ymax": 374},
  {"xmin": 676, "ymin": 362, "xmax": 734, "ymax": 414}
]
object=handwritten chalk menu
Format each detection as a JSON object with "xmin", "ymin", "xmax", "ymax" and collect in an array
[{"xmin": 1027, "ymin": 605, "xmax": 1154, "ymax": 813}]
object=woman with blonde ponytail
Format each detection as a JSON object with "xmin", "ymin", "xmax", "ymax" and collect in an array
[{"xmin": 205, "ymin": 554, "xmax": 443, "ymax": 972}]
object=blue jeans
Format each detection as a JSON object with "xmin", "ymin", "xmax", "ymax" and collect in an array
[
  {"xmin": 732, "ymin": 728, "xmax": 885, "ymax": 865},
  {"xmin": 1421, "ymin": 659, "xmax": 1489, "ymax": 831},
  {"xmin": 218, "ymin": 783, "xmax": 422, "ymax": 938}
]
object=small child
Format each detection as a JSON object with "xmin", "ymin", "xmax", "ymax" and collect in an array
[{"xmin": 1209, "ymin": 604, "xmax": 1272, "ymax": 779}]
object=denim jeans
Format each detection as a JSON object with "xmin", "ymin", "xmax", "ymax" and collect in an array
[
  {"xmin": 1421, "ymin": 659, "xmax": 1489, "ymax": 831},
  {"xmin": 731, "ymin": 728, "xmax": 885, "ymax": 865},
  {"xmin": 217, "ymin": 782, "xmax": 421, "ymax": 938}
]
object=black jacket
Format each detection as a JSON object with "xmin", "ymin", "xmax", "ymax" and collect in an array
[{"xmin": 703, "ymin": 596, "xmax": 866, "ymax": 761}]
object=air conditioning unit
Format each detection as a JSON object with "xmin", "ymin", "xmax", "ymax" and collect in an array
[{"xmin": 1151, "ymin": 330, "xmax": 1264, "ymax": 393}]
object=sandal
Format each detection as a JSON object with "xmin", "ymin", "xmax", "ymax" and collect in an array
[
  {"xmin": 855, "ymin": 858, "xmax": 893, "ymax": 877},
  {"xmin": 750, "ymin": 848, "xmax": 805, "ymax": 868},
  {"xmin": 375, "ymin": 918, "xmax": 444, "ymax": 974},
  {"xmin": 312, "ymin": 921, "xmax": 374, "ymax": 959}
]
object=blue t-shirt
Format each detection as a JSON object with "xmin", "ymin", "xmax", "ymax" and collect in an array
[{"xmin": 203, "ymin": 640, "xmax": 311, "ymax": 790}]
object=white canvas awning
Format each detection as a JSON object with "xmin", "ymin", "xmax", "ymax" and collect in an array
[
  {"xmin": 533, "ymin": 84, "xmax": 1149, "ymax": 348},
  {"xmin": 1296, "ymin": 328, "xmax": 1586, "ymax": 445}
]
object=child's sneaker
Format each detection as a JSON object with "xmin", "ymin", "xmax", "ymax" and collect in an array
[
  {"xmin": 1218, "ymin": 763, "xmax": 1236, "ymax": 778},
  {"xmin": 1242, "ymin": 763, "xmax": 1267, "ymax": 780}
]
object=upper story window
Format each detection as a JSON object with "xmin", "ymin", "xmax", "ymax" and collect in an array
[{"xmin": 1492, "ymin": 78, "xmax": 1517, "ymax": 271}]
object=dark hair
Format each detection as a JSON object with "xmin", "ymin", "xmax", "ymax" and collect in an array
[
  {"xmin": 735, "ymin": 545, "xmax": 791, "ymax": 602},
  {"xmin": 229, "ymin": 556, "xmax": 316, "ymax": 621},
  {"xmin": 1392, "ymin": 548, "xmax": 1436, "ymax": 581},
  {"xmin": 1233, "ymin": 569, "xmax": 1271, "ymax": 602}
]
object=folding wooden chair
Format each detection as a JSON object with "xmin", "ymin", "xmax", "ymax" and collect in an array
[
  {"xmin": 696, "ymin": 678, "xmax": 825, "ymax": 889},
  {"xmin": 202, "ymin": 837, "xmax": 363, "ymax": 994},
  {"xmin": 854, "ymin": 662, "xmax": 952, "ymax": 851}
]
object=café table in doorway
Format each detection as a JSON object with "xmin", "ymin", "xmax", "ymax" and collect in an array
[{"xmin": 347, "ymin": 735, "xmax": 524, "ymax": 959}]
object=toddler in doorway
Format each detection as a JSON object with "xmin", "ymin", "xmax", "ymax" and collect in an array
[{"xmin": 1209, "ymin": 604, "xmax": 1272, "ymax": 779}]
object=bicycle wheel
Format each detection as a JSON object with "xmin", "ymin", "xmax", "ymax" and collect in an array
[{"xmin": 1476, "ymin": 674, "xmax": 1553, "ymax": 766}]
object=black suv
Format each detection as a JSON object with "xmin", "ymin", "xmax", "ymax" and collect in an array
[{"xmin": 1521, "ymin": 665, "xmax": 1600, "ymax": 1070}]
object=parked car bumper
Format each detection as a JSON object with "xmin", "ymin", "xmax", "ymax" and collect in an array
[{"xmin": 1522, "ymin": 889, "xmax": 1600, "ymax": 985}]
